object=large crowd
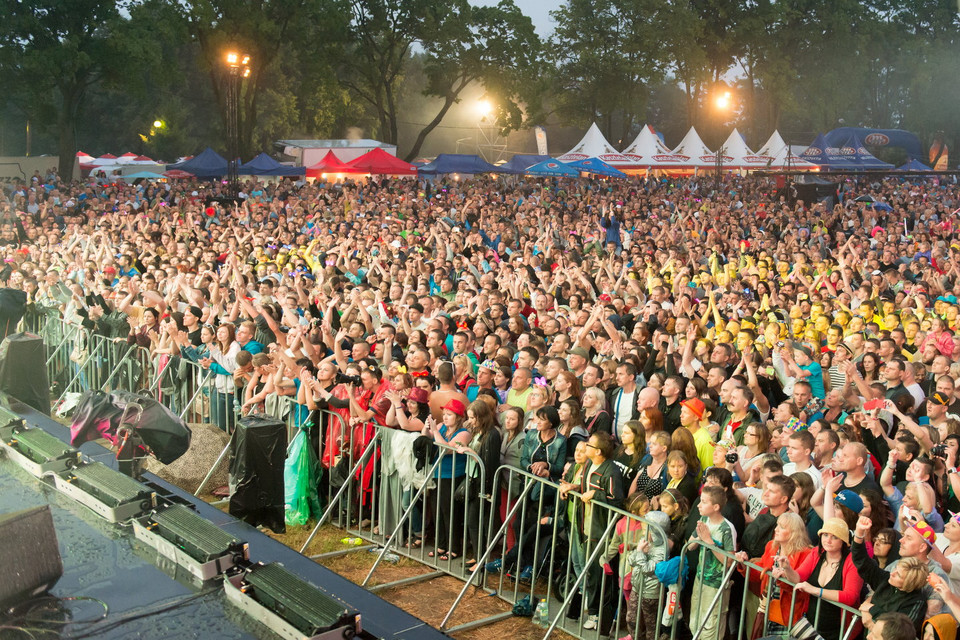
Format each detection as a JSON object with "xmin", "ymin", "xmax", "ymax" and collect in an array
[{"xmin": 4, "ymin": 166, "xmax": 960, "ymax": 640}]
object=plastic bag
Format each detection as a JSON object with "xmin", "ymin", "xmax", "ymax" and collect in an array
[{"xmin": 284, "ymin": 427, "xmax": 320, "ymax": 526}]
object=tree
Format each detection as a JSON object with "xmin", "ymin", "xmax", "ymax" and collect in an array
[
  {"xmin": 182, "ymin": 0, "xmax": 350, "ymax": 160},
  {"xmin": 0, "ymin": 0, "xmax": 143, "ymax": 177},
  {"xmin": 549, "ymin": 0, "xmax": 668, "ymax": 143},
  {"xmin": 340, "ymin": 0, "xmax": 540, "ymax": 159},
  {"xmin": 404, "ymin": 1, "xmax": 540, "ymax": 161}
]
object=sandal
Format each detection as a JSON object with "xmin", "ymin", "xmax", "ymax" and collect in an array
[
  {"xmin": 405, "ymin": 538, "xmax": 423, "ymax": 549},
  {"xmin": 439, "ymin": 551, "xmax": 459, "ymax": 561},
  {"xmin": 428, "ymin": 548, "xmax": 446, "ymax": 558}
]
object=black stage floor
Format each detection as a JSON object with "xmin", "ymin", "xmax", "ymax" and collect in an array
[{"xmin": 0, "ymin": 398, "xmax": 450, "ymax": 640}]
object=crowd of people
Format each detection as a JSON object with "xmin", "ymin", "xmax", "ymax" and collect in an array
[{"xmin": 5, "ymin": 166, "xmax": 960, "ymax": 640}]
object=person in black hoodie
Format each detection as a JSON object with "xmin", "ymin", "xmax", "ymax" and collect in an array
[{"xmin": 852, "ymin": 515, "xmax": 930, "ymax": 635}]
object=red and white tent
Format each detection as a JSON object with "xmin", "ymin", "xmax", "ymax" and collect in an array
[
  {"xmin": 621, "ymin": 125, "xmax": 672, "ymax": 168},
  {"xmin": 756, "ymin": 131, "xmax": 818, "ymax": 170},
  {"xmin": 89, "ymin": 153, "xmax": 118, "ymax": 166},
  {"xmin": 557, "ymin": 123, "xmax": 642, "ymax": 167},
  {"xmin": 115, "ymin": 152, "xmax": 139, "ymax": 164},
  {"xmin": 720, "ymin": 128, "xmax": 775, "ymax": 170},
  {"xmin": 646, "ymin": 127, "xmax": 720, "ymax": 171}
]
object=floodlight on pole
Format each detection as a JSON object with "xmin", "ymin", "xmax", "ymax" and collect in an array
[
  {"xmin": 476, "ymin": 99, "xmax": 493, "ymax": 120},
  {"xmin": 712, "ymin": 90, "xmax": 735, "ymax": 189},
  {"xmin": 223, "ymin": 49, "xmax": 251, "ymax": 197}
]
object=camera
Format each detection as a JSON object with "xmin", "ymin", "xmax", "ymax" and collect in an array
[
  {"xmin": 336, "ymin": 372, "xmax": 362, "ymax": 386},
  {"xmin": 725, "ymin": 451, "xmax": 739, "ymax": 464},
  {"xmin": 932, "ymin": 443, "xmax": 948, "ymax": 459}
]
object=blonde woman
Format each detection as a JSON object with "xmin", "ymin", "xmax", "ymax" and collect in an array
[
  {"xmin": 736, "ymin": 512, "xmax": 814, "ymax": 638},
  {"xmin": 522, "ymin": 384, "xmax": 551, "ymax": 431},
  {"xmin": 582, "ymin": 386, "xmax": 612, "ymax": 435}
]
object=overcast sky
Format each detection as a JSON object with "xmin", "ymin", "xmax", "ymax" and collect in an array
[{"xmin": 470, "ymin": 0, "xmax": 560, "ymax": 36}]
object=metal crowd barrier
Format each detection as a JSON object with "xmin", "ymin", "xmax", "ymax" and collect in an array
[{"xmin": 31, "ymin": 319, "xmax": 865, "ymax": 640}]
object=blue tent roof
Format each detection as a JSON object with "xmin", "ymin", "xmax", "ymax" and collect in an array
[
  {"xmin": 824, "ymin": 127, "xmax": 923, "ymax": 161},
  {"xmin": 897, "ymin": 159, "xmax": 933, "ymax": 172},
  {"xmin": 837, "ymin": 134, "xmax": 894, "ymax": 170},
  {"xmin": 166, "ymin": 147, "xmax": 228, "ymax": 178},
  {"xmin": 524, "ymin": 159, "xmax": 580, "ymax": 177},
  {"xmin": 564, "ymin": 157, "xmax": 628, "ymax": 178},
  {"xmin": 798, "ymin": 134, "xmax": 859, "ymax": 170},
  {"xmin": 498, "ymin": 154, "xmax": 552, "ymax": 175},
  {"xmin": 417, "ymin": 154, "xmax": 500, "ymax": 175},
  {"xmin": 239, "ymin": 152, "xmax": 305, "ymax": 176}
]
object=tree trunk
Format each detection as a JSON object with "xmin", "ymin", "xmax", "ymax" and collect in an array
[
  {"xmin": 57, "ymin": 86, "xmax": 78, "ymax": 180},
  {"xmin": 403, "ymin": 80, "xmax": 468, "ymax": 161}
]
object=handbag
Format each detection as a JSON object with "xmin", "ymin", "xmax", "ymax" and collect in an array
[
  {"xmin": 453, "ymin": 475, "xmax": 479, "ymax": 502},
  {"xmin": 788, "ymin": 617, "xmax": 824, "ymax": 640}
]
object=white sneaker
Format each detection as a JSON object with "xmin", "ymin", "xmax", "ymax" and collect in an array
[{"xmin": 583, "ymin": 614, "xmax": 599, "ymax": 630}]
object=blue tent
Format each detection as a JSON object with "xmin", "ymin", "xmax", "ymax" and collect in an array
[
  {"xmin": 499, "ymin": 154, "xmax": 552, "ymax": 175},
  {"xmin": 798, "ymin": 134, "xmax": 859, "ymax": 170},
  {"xmin": 897, "ymin": 159, "xmax": 933, "ymax": 172},
  {"xmin": 417, "ymin": 154, "xmax": 500, "ymax": 175},
  {"xmin": 564, "ymin": 157, "xmax": 628, "ymax": 178},
  {"xmin": 524, "ymin": 159, "xmax": 580, "ymax": 178},
  {"xmin": 166, "ymin": 147, "xmax": 228, "ymax": 178},
  {"xmin": 838, "ymin": 134, "xmax": 894, "ymax": 170},
  {"xmin": 239, "ymin": 152, "xmax": 305, "ymax": 176},
  {"xmin": 824, "ymin": 127, "xmax": 923, "ymax": 161}
]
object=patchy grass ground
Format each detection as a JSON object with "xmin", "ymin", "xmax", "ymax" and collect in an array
[{"xmin": 198, "ymin": 493, "xmax": 573, "ymax": 640}]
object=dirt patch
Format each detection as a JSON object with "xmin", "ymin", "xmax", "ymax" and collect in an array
[{"xmin": 197, "ymin": 496, "xmax": 573, "ymax": 639}]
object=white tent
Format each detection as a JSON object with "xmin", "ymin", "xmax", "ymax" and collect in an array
[
  {"xmin": 755, "ymin": 130, "xmax": 817, "ymax": 170},
  {"xmin": 557, "ymin": 123, "xmax": 642, "ymax": 167},
  {"xmin": 657, "ymin": 127, "xmax": 720, "ymax": 170},
  {"xmin": 718, "ymin": 128, "xmax": 775, "ymax": 170},
  {"xmin": 621, "ymin": 125, "xmax": 673, "ymax": 167}
]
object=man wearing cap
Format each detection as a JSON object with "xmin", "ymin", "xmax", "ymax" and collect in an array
[
  {"xmin": 567, "ymin": 346, "xmax": 590, "ymax": 379},
  {"xmin": 680, "ymin": 397, "xmax": 714, "ymax": 475},
  {"xmin": 924, "ymin": 392, "xmax": 951, "ymax": 433},
  {"xmin": 861, "ymin": 517, "xmax": 949, "ymax": 620},
  {"xmin": 467, "ymin": 360, "xmax": 497, "ymax": 403}
]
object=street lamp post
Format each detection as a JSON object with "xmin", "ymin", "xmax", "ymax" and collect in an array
[{"xmin": 224, "ymin": 51, "xmax": 251, "ymax": 197}]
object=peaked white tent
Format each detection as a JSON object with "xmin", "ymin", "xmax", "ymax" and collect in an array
[
  {"xmin": 621, "ymin": 125, "xmax": 673, "ymax": 167},
  {"xmin": 755, "ymin": 130, "xmax": 818, "ymax": 170},
  {"xmin": 660, "ymin": 127, "xmax": 721, "ymax": 170},
  {"xmin": 557, "ymin": 123, "xmax": 642, "ymax": 167},
  {"xmin": 719, "ymin": 128, "xmax": 773, "ymax": 170}
]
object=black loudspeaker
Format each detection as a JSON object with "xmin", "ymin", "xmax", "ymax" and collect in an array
[
  {"xmin": 229, "ymin": 414, "xmax": 287, "ymax": 533},
  {"xmin": 0, "ymin": 505, "xmax": 63, "ymax": 609},
  {"xmin": 0, "ymin": 332, "xmax": 50, "ymax": 415}
]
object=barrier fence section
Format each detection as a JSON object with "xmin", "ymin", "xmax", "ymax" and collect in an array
[{"xmin": 31, "ymin": 319, "xmax": 864, "ymax": 640}]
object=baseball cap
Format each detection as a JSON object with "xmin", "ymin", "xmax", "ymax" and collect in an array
[
  {"xmin": 567, "ymin": 347, "xmax": 589, "ymax": 360},
  {"xmin": 929, "ymin": 392, "xmax": 950, "ymax": 406},
  {"xmin": 910, "ymin": 520, "xmax": 937, "ymax": 548},
  {"xmin": 835, "ymin": 490, "xmax": 864, "ymax": 513}
]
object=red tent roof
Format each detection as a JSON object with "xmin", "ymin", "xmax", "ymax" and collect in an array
[
  {"xmin": 97, "ymin": 153, "xmax": 117, "ymax": 159},
  {"xmin": 134, "ymin": 155, "xmax": 154, "ymax": 162},
  {"xmin": 306, "ymin": 151, "xmax": 354, "ymax": 177},
  {"xmin": 345, "ymin": 147, "xmax": 417, "ymax": 175},
  {"xmin": 119, "ymin": 152, "xmax": 137, "ymax": 158}
]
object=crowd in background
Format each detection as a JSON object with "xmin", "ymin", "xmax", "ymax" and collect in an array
[{"xmin": 4, "ymin": 166, "xmax": 960, "ymax": 640}]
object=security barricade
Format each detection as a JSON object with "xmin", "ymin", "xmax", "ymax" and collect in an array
[{"xmin": 30, "ymin": 321, "xmax": 866, "ymax": 640}]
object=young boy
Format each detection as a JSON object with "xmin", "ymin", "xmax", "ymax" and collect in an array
[{"xmin": 686, "ymin": 485, "xmax": 736, "ymax": 640}]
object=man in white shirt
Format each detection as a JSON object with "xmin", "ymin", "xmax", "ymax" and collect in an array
[{"xmin": 782, "ymin": 430, "xmax": 822, "ymax": 488}]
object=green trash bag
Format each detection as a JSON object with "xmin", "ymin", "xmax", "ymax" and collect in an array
[{"xmin": 284, "ymin": 427, "xmax": 320, "ymax": 526}]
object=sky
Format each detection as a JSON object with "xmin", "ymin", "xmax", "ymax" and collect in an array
[{"xmin": 469, "ymin": 0, "xmax": 561, "ymax": 36}]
